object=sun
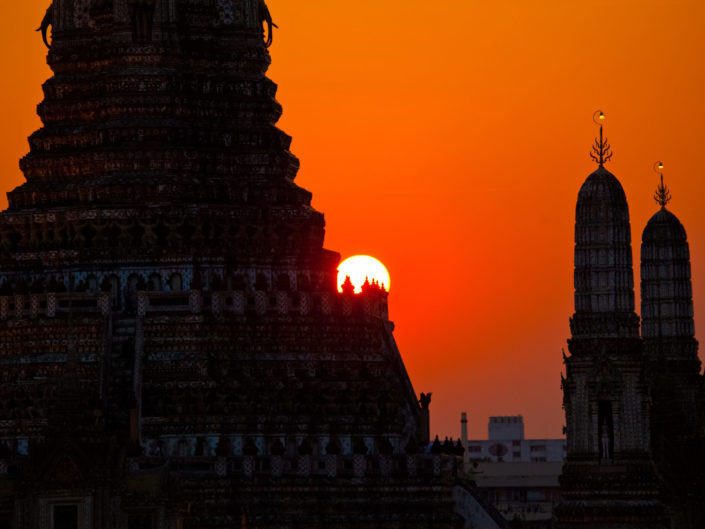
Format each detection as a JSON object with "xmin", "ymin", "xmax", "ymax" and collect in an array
[{"xmin": 337, "ymin": 255, "xmax": 390, "ymax": 294}]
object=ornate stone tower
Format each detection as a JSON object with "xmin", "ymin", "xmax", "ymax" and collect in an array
[
  {"xmin": 555, "ymin": 116, "xmax": 667, "ymax": 529},
  {"xmin": 641, "ymin": 170, "xmax": 705, "ymax": 528},
  {"xmin": 0, "ymin": 1, "xmax": 499, "ymax": 527}
]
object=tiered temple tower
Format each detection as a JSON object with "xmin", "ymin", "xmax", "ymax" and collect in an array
[
  {"xmin": 640, "ymin": 172, "xmax": 705, "ymax": 528},
  {"xmin": 555, "ymin": 120, "xmax": 667, "ymax": 528},
  {"xmin": 0, "ymin": 1, "xmax": 502, "ymax": 527}
]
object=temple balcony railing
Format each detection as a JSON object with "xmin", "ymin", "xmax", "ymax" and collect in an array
[
  {"xmin": 0, "ymin": 292, "xmax": 111, "ymax": 320},
  {"xmin": 126, "ymin": 452, "xmax": 464, "ymax": 481},
  {"xmin": 137, "ymin": 289, "xmax": 389, "ymax": 320},
  {"xmin": 0, "ymin": 289, "xmax": 389, "ymax": 321}
]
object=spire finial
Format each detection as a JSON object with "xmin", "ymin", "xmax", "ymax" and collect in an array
[
  {"xmin": 589, "ymin": 110, "xmax": 613, "ymax": 167},
  {"xmin": 653, "ymin": 161, "xmax": 671, "ymax": 208}
]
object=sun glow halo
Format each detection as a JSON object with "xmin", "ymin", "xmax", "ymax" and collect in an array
[{"xmin": 337, "ymin": 255, "xmax": 390, "ymax": 294}]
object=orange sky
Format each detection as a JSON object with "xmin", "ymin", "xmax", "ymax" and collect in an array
[{"xmin": 1, "ymin": 1, "xmax": 704, "ymax": 440}]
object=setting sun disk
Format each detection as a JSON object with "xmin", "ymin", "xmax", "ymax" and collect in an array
[{"xmin": 337, "ymin": 255, "xmax": 390, "ymax": 294}]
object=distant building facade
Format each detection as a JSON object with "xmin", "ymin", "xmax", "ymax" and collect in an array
[
  {"xmin": 463, "ymin": 416, "xmax": 564, "ymax": 528},
  {"xmin": 473, "ymin": 461, "xmax": 562, "ymax": 529},
  {"xmin": 467, "ymin": 416, "xmax": 566, "ymax": 463}
]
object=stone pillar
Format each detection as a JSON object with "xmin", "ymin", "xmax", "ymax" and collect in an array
[
  {"xmin": 353, "ymin": 454, "xmax": 366, "ymax": 477},
  {"xmin": 321, "ymin": 293, "xmax": 331, "ymax": 315},
  {"xmin": 432, "ymin": 455, "xmax": 441, "ymax": 477},
  {"xmin": 188, "ymin": 290, "xmax": 202, "ymax": 314},
  {"xmin": 98, "ymin": 293, "xmax": 111, "ymax": 316},
  {"xmin": 46, "ymin": 293, "xmax": 56, "ymax": 317},
  {"xmin": 232, "ymin": 291, "xmax": 245, "ymax": 314},
  {"xmin": 271, "ymin": 455, "xmax": 283, "ymax": 477},
  {"xmin": 215, "ymin": 457, "xmax": 227, "ymax": 477},
  {"xmin": 461, "ymin": 412, "xmax": 469, "ymax": 471},
  {"xmin": 419, "ymin": 394, "xmax": 431, "ymax": 445},
  {"xmin": 14, "ymin": 295, "xmax": 24, "ymax": 318},
  {"xmin": 137, "ymin": 292, "xmax": 148, "ymax": 316},
  {"xmin": 211, "ymin": 291, "xmax": 223, "ymax": 316},
  {"xmin": 29, "ymin": 294, "xmax": 39, "ymax": 318},
  {"xmin": 406, "ymin": 455, "xmax": 417, "ymax": 477},
  {"xmin": 243, "ymin": 456, "xmax": 255, "ymax": 477},
  {"xmin": 299, "ymin": 293, "xmax": 310, "ymax": 315},
  {"xmin": 297, "ymin": 455, "xmax": 311, "ymax": 476},
  {"xmin": 276, "ymin": 292, "xmax": 288, "ymax": 314},
  {"xmin": 255, "ymin": 291, "xmax": 267, "ymax": 315},
  {"xmin": 325, "ymin": 455, "xmax": 338, "ymax": 477}
]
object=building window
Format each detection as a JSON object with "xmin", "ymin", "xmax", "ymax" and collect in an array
[
  {"xmin": 512, "ymin": 440, "xmax": 520, "ymax": 446},
  {"xmin": 512, "ymin": 451, "xmax": 521, "ymax": 459},
  {"xmin": 469, "ymin": 446, "xmax": 481, "ymax": 453},
  {"xmin": 128, "ymin": 514, "xmax": 154, "ymax": 529},
  {"xmin": 530, "ymin": 445, "xmax": 546, "ymax": 452},
  {"xmin": 526, "ymin": 490, "xmax": 546, "ymax": 501},
  {"xmin": 53, "ymin": 505, "xmax": 78, "ymax": 529},
  {"xmin": 530, "ymin": 456, "xmax": 547, "ymax": 462}
]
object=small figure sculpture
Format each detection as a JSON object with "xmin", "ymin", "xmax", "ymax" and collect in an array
[
  {"xmin": 37, "ymin": 3, "xmax": 54, "ymax": 48},
  {"xmin": 258, "ymin": 0, "xmax": 278, "ymax": 48},
  {"xmin": 419, "ymin": 392, "xmax": 432, "ymax": 410},
  {"xmin": 600, "ymin": 417, "xmax": 611, "ymax": 460}
]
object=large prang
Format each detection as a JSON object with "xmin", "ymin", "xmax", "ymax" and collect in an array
[
  {"xmin": 0, "ymin": 1, "xmax": 494, "ymax": 527},
  {"xmin": 555, "ymin": 124, "xmax": 667, "ymax": 529}
]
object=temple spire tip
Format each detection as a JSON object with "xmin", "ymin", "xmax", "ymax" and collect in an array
[
  {"xmin": 654, "ymin": 161, "xmax": 672, "ymax": 208},
  {"xmin": 589, "ymin": 110, "xmax": 613, "ymax": 167}
]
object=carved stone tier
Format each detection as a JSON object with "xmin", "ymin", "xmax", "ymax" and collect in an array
[
  {"xmin": 0, "ymin": 205, "xmax": 327, "ymax": 267},
  {"xmin": 573, "ymin": 167, "xmax": 636, "ymax": 328},
  {"xmin": 641, "ymin": 207, "xmax": 695, "ymax": 340}
]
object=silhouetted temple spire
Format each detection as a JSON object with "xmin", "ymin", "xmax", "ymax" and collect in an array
[
  {"xmin": 640, "ymin": 167, "xmax": 704, "ymax": 524},
  {"xmin": 571, "ymin": 115, "xmax": 637, "ymax": 339},
  {"xmin": 556, "ymin": 115, "xmax": 666, "ymax": 529},
  {"xmin": 641, "ymin": 166, "xmax": 695, "ymax": 340}
]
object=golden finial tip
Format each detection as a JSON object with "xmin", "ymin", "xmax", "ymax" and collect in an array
[
  {"xmin": 590, "ymin": 110, "xmax": 613, "ymax": 166},
  {"xmin": 654, "ymin": 163, "xmax": 672, "ymax": 208}
]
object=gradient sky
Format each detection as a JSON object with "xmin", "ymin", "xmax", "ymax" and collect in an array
[{"xmin": 1, "ymin": 1, "xmax": 703, "ymax": 440}]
